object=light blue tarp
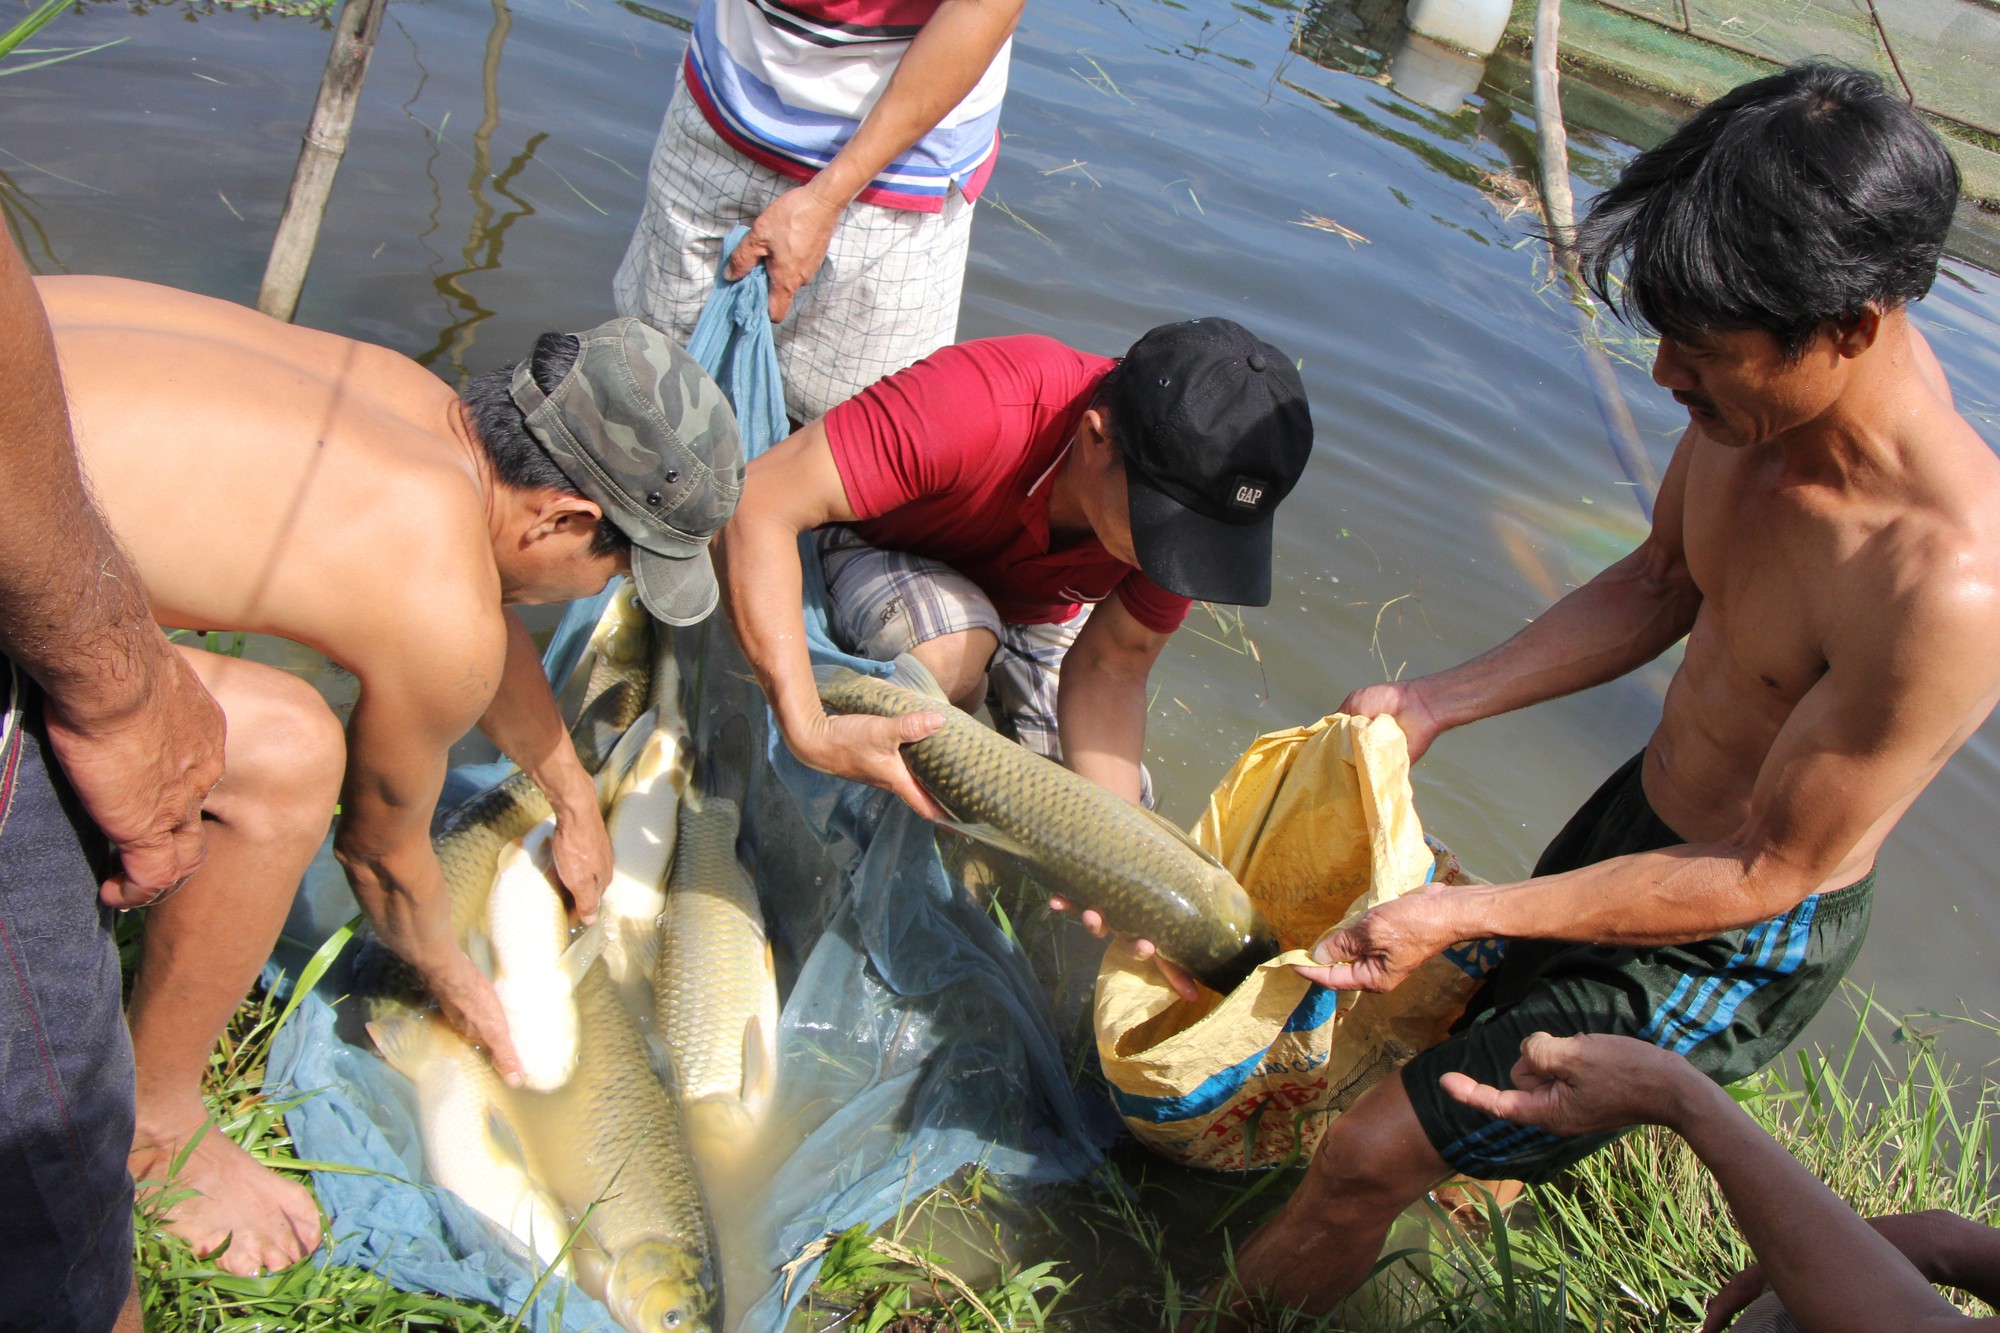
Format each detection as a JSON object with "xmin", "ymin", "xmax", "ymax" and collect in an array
[{"xmin": 267, "ymin": 232, "xmax": 1115, "ymax": 1331}]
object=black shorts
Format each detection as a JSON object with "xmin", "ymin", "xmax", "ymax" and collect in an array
[
  {"xmin": 0, "ymin": 666, "xmax": 134, "ymax": 1333},
  {"xmin": 1403, "ymin": 751, "xmax": 1873, "ymax": 1184}
]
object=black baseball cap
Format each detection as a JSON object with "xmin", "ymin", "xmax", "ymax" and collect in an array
[{"xmin": 1106, "ymin": 318, "xmax": 1313, "ymax": 606}]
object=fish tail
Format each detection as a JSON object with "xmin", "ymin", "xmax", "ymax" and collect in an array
[{"xmin": 886, "ymin": 652, "xmax": 950, "ymax": 701}]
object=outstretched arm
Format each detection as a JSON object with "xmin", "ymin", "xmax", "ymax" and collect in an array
[
  {"xmin": 475, "ymin": 608, "xmax": 610, "ymax": 921},
  {"xmin": 726, "ymin": 0, "xmax": 1025, "ymax": 322},
  {"xmin": 1444, "ymin": 1034, "xmax": 1991, "ymax": 1333},
  {"xmin": 0, "ymin": 237, "xmax": 224, "ymax": 905},
  {"xmin": 335, "ymin": 593, "xmax": 528, "ymax": 1083},
  {"xmin": 1341, "ymin": 430, "xmax": 1700, "ymax": 761},
  {"xmin": 1306, "ymin": 524, "xmax": 2000, "ymax": 992},
  {"xmin": 1056, "ymin": 594, "xmax": 1168, "ymax": 805},
  {"xmin": 715, "ymin": 420, "xmax": 943, "ymax": 816}
]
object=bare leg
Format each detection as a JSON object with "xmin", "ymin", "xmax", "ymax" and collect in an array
[
  {"xmin": 1213, "ymin": 1072, "xmax": 1452, "ymax": 1325},
  {"xmin": 908, "ymin": 627, "xmax": 999, "ymax": 713},
  {"xmin": 114, "ymin": 1275, "xmax": 142, "ymax": 1333},
  {"xmin": 127, "ymin": 649, "xmax": 344, "ymax": 1275}
]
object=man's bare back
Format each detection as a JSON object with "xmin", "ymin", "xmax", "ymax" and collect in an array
[{"xmin": 46, "ymin": 276, "xmax": 501, "ymax": 680}]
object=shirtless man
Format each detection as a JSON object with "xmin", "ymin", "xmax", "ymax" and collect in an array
[
  {"xmin": 42, "ymin": 280, "xmax": 740, "ymax": 1275},
  {"xmin": 1216, "ymin": 62, "xmax": 2000, "ymax": 1316}
]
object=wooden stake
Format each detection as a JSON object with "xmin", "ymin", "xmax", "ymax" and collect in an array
[
  {"xmin": 1531, "ymin": 0, "xmax": 1661, "ymax": 512},
  {"xmin": 256, "ymin": 0, "xmax": 390, "ymax": 322}
]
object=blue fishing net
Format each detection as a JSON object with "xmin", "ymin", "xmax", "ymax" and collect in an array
[
  {"xmin": 634, "ymin": 233, "xmax": 1117, "ymax": 1325},
  {"xmin": 268, "ymin": 234, "xmax": 1114, "ymax": 1332}
]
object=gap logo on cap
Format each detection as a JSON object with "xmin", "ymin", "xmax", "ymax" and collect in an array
[{"xmin": 1230, "ymin": 476, "xmax": 1270, "ymax": 512}]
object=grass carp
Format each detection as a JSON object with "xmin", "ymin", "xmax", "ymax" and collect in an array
[
  {"xmin": 653, "ymin": 794, "xmax": 778, "ymax": 1180},
  {"xmin": 512, "ymin": 962, "xmax": 719, "ymax": 1333},
  {"xmin": 487, "ymin": 820, "xmax": 602, "ymax": 1091},
  {"xmin": 367, "ymin": 1003, "xmax": 578, "ymax": 1272},
  {"xmin": 600, "ymin": 730, "xmax": 692, "ymax": 1029},
  {"xmin": 818, "ymin": 660, "xmax": 1280, "ymax": 993}
]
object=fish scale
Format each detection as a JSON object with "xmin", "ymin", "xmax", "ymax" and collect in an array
[
  {"xmin": 513, "ymin": 961, "xmax": 718, "ymax": 1332},
  {"xmin": 819, "ymin": 669, "xmax": 1280, "ymax": 992},
  {"xmin": 655, "ymin": 797, "xmax": 777, "ymax": 1114}
]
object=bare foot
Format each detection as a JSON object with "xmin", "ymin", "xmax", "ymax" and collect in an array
[{"xmin": 131, "ymin": 1122, "xmax": 323, "ymax": 1275}]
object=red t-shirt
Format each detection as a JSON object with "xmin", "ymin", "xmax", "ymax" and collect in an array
[{"xmin": 823, "ymin": 336, "xmax": 1192, "ymax": 634}]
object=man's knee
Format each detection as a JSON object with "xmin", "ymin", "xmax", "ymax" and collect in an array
[
  {"xmin": 1298, "ymin": 1073, "xmax": 1450, "ymax": 1216},
  {"xmin": 203, "ymin": 664, "xmax": 345, "ymax": 830},
  {"xmin": 909, "ymin": 628, "xmax": 999, "ymax": 712}
]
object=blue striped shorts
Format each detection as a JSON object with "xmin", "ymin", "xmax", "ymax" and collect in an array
[{"xmin": 1402, "ymin": 750, "xmax": 1872, "ymax": 1184}]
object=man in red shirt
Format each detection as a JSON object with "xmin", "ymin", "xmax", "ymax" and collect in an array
[{"xmin": 717, "ymin": 318, "xmax": 1312, "ymax": 821}]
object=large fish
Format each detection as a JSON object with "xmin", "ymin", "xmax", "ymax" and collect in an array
[
  {"xmin": 442, "ymin": 585, "xmax": 655, "ymax": 946},
  {"xmin": 367, "ymin": 1003, "xmax": 580, "ymax": 1273},
  {"xmin": 511, "ymin": 962, "xmax": 719, "ymax": 1333},
  {"xmin": 487, "ymin": 820, "xmax": 603, "ymax": 1091},
  {"xmin": 599, "ymin": 635, "xmax": 695, "ymax": 1028},
  {"xmin": 818, "ymin": 659, "xmax": 1280, "ymax": 992},
  {"xmin": 653, "ymin": 793, "xmax": 779, "ymax": 1180}
]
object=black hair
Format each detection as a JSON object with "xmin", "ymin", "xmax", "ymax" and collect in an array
[
  {"xmin": 1090, "ymin": 361, "xmax": 1135, "ymax": 465},
  {"xmin": 1575, "ymin": 61, "xmax": 1959, "ymax": 358},
  {"xmin": 462, "ymin": 332, "xmax": 630, "ymax": 558}
]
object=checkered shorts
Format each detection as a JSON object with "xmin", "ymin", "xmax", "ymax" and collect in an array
[
  {"xmin": 816, "ymin": 527, "xmax": 1155, "ymax": 805},
  {"xmin": 612, "ymin": 71, "xmax": 975, "ymax": 424}
]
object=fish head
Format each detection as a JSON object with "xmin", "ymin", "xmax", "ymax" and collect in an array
[{"xmin": 608, "ymin": 1239, "xmax": 715, "ymax": 1333}]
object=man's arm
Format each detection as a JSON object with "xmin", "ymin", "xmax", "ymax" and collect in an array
[
  {"xmin": 714, "ymin": 421, "xmax": 943, "ymax": 815},
  {"xmin": 1305, "ymin": 545, "xmax": 2000, "ymax": 992},
  {"xmin": 1342, "ymin": 430, "xmax": 1701, "ymax": 761},
  {"xmin": 333, "ymin": 597, "xmax": 528, "ymax": 1082},
  {"xmin": 1056, "ymin": 594, "xmax": 1168, "ymax": 805},
  {"xmin": 0, "ymin": 234, "xmax": 223, "ymax": 905},
  {"xmin": 725, "ymin": 0, "xmax": 1025, "ymax": 322},
  {"xmin": 475, "ymin": 609, "xmax": 611, "ymax": 922},
  {"xmin": 1444, "ymin": 1034, "xmax": 1989, "ymax": 1333},
  {"xmin": 1705, "ymin": 1212, "xmax": 2000, "ymax": 1331}
]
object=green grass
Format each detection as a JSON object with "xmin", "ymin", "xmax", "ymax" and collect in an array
[{"xmin": 134, "ymin": 945, "xmax": 1998, "ymax": 1333}]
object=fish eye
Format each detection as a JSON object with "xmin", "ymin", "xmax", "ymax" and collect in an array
[{"xmin": 659, "ymin": 1311, "xmax": 684, "ymax": 1330}]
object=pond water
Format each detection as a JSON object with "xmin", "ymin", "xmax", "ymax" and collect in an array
[{"xmin": 10, "ymin": 0, "xmax": 2000, "ymax": 1317}]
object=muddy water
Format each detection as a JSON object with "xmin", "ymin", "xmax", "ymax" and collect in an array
[{"xmin": 11, "ymin": 0, "xmax": 2000, "ymax": 1309}]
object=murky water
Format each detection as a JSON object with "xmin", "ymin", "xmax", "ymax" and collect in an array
[{"xmin": 11, "ymin": 0, "xmax": 2000, "ymax": 1313}]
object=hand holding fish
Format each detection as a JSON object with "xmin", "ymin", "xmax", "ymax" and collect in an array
[
  {"xmin": 1295, "ymin": 889, "xmax": 1456, "ymax": 992},
  {"xmin": 1338, "ymin": 679, "xmax": 1443, "ymax": 762},
  {"xmin": 1439, "ymin": 1031, "xmax": 1700, "ymax": 1138},
  {"xmin": 547, "ymin": 797, "xmax": 612, "ymax": 925},
  {"xmin": 791, "ymin": 706, "xmax": 949, "ymax": 820},
  {"xmin": 1048, "ymin": 898, "xmax": 1201, "ymax": 1001},
  {"xmin": 426, "ymin": 947, "xmax": 526, "ymax": 1088}
]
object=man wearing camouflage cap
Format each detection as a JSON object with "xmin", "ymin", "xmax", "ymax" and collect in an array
[{"xmin": 34, "ymin": 276, "xmax": 739, "ymax": 1279}]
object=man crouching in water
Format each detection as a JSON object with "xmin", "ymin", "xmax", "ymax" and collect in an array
[
  {"xmin": 42, "ymin": 280, "xmax": 740, "ymax": 1274},
  {"xmin": 1213, "ymin": 63, "xmax": 2000, "ymax": 1320}
]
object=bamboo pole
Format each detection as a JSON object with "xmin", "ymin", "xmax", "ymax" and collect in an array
[
  {"xmin": 1532, "ymin": 0, "xmax": 1660, "ymax": 514},
  {"xmin": 256, "ymin": 0, "xmax": 390, "ymax": 321}
]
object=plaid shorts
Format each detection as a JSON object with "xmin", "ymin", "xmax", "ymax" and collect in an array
[
  {"xmin": 817, "ymin": 527, "xmax": 1155, "ymax": 806},
  {"xmin": 612, "ymin": 70, "xmax": 975, "ymax": 425}
]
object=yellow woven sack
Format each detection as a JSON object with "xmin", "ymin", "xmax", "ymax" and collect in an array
[{"xmin": 1093, "ymin": 714, "xmax": 1488, "ymax": 1170}]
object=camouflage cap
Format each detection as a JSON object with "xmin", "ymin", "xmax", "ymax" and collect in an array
[{"xmin": 511, "ymin": 317, "xmax": 743, "ymax": 626}]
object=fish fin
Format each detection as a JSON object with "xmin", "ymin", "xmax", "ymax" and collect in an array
[
  {"xmin": 933, "ymin": 816, "xmax": 1040, "ymax": 865},
  {"xmin": 593, "ymin": 706, "xmax": 660, "ymax": 806},
  {"xmin": 622, "ymin": 917, "xmax": 662, "ymax": 995},
  {"xmin": 557, "ymin": 921, "xmax": 606, "ymax": 987},
  {"xmin": 1138, "ymin": 803, "xmax": 1229, "ymax": 870},
  {"xmin": 740, "ymin": 1012, "xmax": 775, "ymax": 1107},
  {"xmin": 643, "ymin": 1032, "xmax": 678, "ymax": 1088},
  {"xmin": 886, "ymin": 652, "xmax": 950, "ymax": 701},
  {"xmin": 465, "ymin": 932, "xmax": 495, "ymax": 982},
  {"xmin": 364, "ymin": 1009, "xmax": 433, "ymax": 1077},
  {"xmin": 572, "ymin": 683, "xmax": 644, "ymax": 775},
  {"xmin": 482, "ymin": 1099, "xmax": 532, "ymax": 1172},
  {"xmin": 810, "ymin": 662, "xmax": 869, "ymax": 692}
]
